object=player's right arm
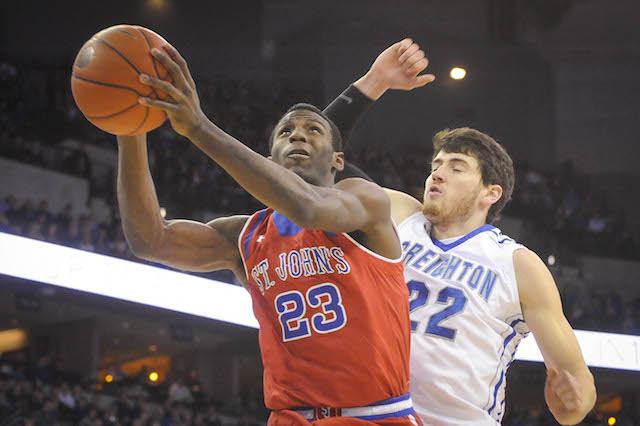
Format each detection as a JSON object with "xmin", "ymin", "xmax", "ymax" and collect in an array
[
  {"xmin": 323, "ymin": 38, "xmax": 434, "ymax": 146},
  {"xmin": 323, "ymin": 39, "xmax": 433, "ymax": 224},
  {"xmin": 116, "ymin": 134, "xmax": 248, "ymax": 277}
]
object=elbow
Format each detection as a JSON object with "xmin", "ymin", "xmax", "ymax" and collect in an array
[
  {"xmin": 126, "ymin": 240, "xmax": 156, "ymax": 261},
  {"xmin": 123, "ymin": 233, "xmax": 163, "ymax": 261}
]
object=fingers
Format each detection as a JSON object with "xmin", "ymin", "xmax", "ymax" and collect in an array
[
  {"xmin": 139, "ymin": 74, "xmax": 181, "ymax": 101},
  {"xmin": 406, "ymin": 56, "xmax": 427, "ymax": 75},
  {"xmin": 395, "ymin": 38, "xmax": 413, "ymax": 56},
  {"xmin": 160, "ymin": 44, "xmax": 197, "ymax": 92},
  {"xmin": 138, "ymin": 96, "xmax": 179, "ymax": 112},
  {"xmin": 398, "ymin": 43, "xmax": 420, "ymax": 65},
  {"xmin": 150, "ymin": 47, "xmax": 190, "ymax": 93},
  {"xmin": 414, "ymin": 74, "xmax": 436, "ymax": 87}
]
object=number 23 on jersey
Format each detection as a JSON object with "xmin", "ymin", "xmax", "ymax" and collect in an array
[{"xmin": 275, "ymin": 283, "xmax": 347, "ymax": 342}]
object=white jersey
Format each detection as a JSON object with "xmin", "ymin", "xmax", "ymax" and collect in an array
[{"xmin": 398, "ymin": 212, "xmax": 530, "ymax": 425}]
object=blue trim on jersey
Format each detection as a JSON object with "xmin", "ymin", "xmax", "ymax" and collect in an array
[
  {"xmin": 243, "ymin": 210, "xmax": 266, "ymax": 259},
  {"xmin": 502, "ymin": 329, "xmax": 517, "ymax": 350},
  {"xmin": 431, "ymin": 224, "xmax": 495, "ymax": 252},
  {"xmin": 487, "ymin": 371, "xmax": 504, "ymax": 415},
  {"xmin": 273, "ymin": 211, "xmax": 303, "ymax": 236},
  {"xmin": 366, "ymin": 393, "xmax": 411, "ymax": 407},
  {"xmin": 487, "ymin": 318, "xmax": 526, "ymax": 417},
  {"xmin": 355, "ymin": 407, "xmax": 416, "ymax": 421}
]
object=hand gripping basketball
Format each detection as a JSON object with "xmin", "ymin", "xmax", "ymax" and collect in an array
[
  {"xmin": 137, "ymin": 45, "xmax": 207, "ymax": 139},
  {"xmin": 71, "ymin": 25, "xmax": 175, "ymax": 136}
]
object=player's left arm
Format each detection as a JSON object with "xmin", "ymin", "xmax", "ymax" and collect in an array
[{"xmin": 515, "ymin": 248, "xmax": 596, "ymax": 425}]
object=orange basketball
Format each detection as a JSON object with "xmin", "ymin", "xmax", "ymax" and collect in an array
[{"xmin": 71, "ymin": 25, "xmax": 174, "ymax": 136}]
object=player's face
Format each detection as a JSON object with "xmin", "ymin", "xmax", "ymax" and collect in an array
[
  {"xmin": 270, "ymin": 110, "xmax": 343, "ymax": 186},
  {"xmin": 422, "ymin": 151, "xmax": 484, "ymax": 223}
]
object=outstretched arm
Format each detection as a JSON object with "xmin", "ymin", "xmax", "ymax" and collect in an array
[
  {"xmin": 116, "ymin": 133, "xmax": 247, "ymax": 280},
  {"xmin": 323, "ymin": 38, "xmax": 434, "ymax": 150},
  {"xmin": 515, "ymin": 249, "xmax": 596, "ymax": 425},
  {"xmin": 137, "ymin": 46, "xmax": 395, "ymax": 237}
]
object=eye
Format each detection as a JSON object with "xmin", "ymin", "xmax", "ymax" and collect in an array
[
  {"xmin": 279, "ymin": 128, "xmax": 290, "ymax": 136},
  {"xmin": 310, "ymin": 126, "xmax": 321, "ymax": 133},
  {"xmin": 453, "ymin": 168, "xmax": 463, "ymax": 173}
]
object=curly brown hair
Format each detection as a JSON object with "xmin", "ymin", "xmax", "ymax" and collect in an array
[{"xmin": 432, "ymin": 128, "xmax": 515, "ymax": 224}]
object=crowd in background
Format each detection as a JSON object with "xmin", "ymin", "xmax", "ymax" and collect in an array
[{"xmin": 0, "ymin": 354, "xmax": 266, "ymax": 425}]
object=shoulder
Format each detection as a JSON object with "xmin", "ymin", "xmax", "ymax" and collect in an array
[
  {"xmin": 484, "ymin": 227, "xmax": 522, "ymax": 250},
  {"xmin": 383, "ymin": 188, "xmax": 422, "ymax": 225},
  {"xmin": 207, "ymin": 214, "xmax": 252, "ymax": 245}
]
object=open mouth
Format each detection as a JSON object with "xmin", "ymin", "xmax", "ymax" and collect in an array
[
  {"xmin": 428, "ymin": 185, "xmax": 442, "ymax": 195},
  {"xmin": 287, "ymin": 149, "xmax": 310, "ymax": 159}
]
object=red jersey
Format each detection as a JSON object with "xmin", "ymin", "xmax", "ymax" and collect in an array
[{"xmin": 238, "ymin": 208, "xmax": 411, "ymax": 411}]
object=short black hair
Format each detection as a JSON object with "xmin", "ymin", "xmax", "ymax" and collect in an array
[{"xmin": 269, "ymin": 103, "xmax": 343, "ymax": 153}]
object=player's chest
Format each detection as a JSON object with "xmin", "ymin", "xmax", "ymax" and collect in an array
[
  {"xmin": 246, "ymin": 238, "xmax": 353, "ymax": 296},
  {"xmin": 401, "ymin": 239, "xmax": 504, "ymax": 307}
]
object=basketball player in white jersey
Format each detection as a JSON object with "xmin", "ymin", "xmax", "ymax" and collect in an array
[{"xmin": 325, "ymin": 40, "xmax": 597, "ymax": 425}]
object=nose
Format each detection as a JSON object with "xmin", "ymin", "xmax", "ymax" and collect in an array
[
  {"xmin": 289, "ymin": 127, "xmax": 306, "ymax": 143},
  {"xmin": 431, "ymin": 167, "xmax": 445, "ymax": 183}
]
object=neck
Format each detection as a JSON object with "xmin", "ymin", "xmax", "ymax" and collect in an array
[{"xmin": 428, "ymin": 212, "xmax": 488, "ymax": 240}]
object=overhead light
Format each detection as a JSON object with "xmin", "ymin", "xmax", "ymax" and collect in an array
[
  {"xmin": 147, "ymin": 0, "xmax": 167, "ymax": 11},
  {"xmin": 608, "ymin": 417, "xmax": 617, "ymax": 425},
  {"xmin": 105, "ymin": 374, "xmax": 113, "ymax": 383},
  {"xmin": 149, "ymin": 372, "xmax": 159, "ymax": 382},
  {"xmin": 450, "ymin": 67, "xmax": 466, "ymax": 80}
]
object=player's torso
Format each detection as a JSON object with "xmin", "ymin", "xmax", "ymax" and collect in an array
[
  {"xmin": 398, "ymin": 212, "xmax": 530, "ymax": 425},
  {"xmin": 239, "ymin": 209, "xmax": 411, "ymax": 411}
]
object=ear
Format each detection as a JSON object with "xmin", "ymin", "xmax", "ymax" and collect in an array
[
  {"xmin": 484, "ymin": 184, "xmax": 503, "ymax": 206},
  {"xmin": 332, "ymin": 151, "xmax": 345, "ymax": 172}
]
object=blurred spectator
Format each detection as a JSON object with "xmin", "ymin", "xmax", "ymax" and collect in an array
[{"xmin": 0, "ymin": 356, "xmax": 267, "ymax": 425}]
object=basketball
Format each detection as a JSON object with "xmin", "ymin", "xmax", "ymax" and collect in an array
[{"xmin": 71, "ymin": 25, "xmax": 174, "ymax": 136}]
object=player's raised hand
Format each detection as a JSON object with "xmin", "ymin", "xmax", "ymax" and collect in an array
[
  {"xmin": 355, "ymin": 38, "xmax": 435, "ymax": 100},
  {"xmin": 138, "ymin": 45, "xmax": 207, "ymax": 139},
  {"xmin": 544, "ymin": 367, "xmax": 585, "ymax": 421}
]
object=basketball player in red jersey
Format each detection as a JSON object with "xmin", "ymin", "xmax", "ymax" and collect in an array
[{"xmin": 117, "ymin": 40, "xmax": 433, "ymax": 425}]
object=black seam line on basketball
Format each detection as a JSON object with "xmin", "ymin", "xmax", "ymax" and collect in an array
[
  {"xmin": 112, "ymin": 29, "xmax": 137, "ymax": 39},
  {"xmin": 71, "ymin": 74, "xmax": 146, "ymax": 97},
  {"xmin": 95, "ymin": 37, "xmax": 163, "ymax": 100},
  {"xmin": 95, "ymin": 38, "xmax": 142, "ymax": 74},
  {"xmin": 137, "ymin": 27, "xmax": 162, "ymax": 80},
  {"xmin": 85, "ymin": 102, "xmax": 140, "ymax": 120},
  {"xmin": 127, "ymin": 105, "xmax": 150, "ymax": 136}
]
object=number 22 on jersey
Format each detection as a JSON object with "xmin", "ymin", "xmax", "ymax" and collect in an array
[
  {"xmin": 274, "ymin": 283, "xmax": 347, "ymax": 342},
  {"xmin": 409, "ymin": 280, "xmax": 468, "ymax": 341}
]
